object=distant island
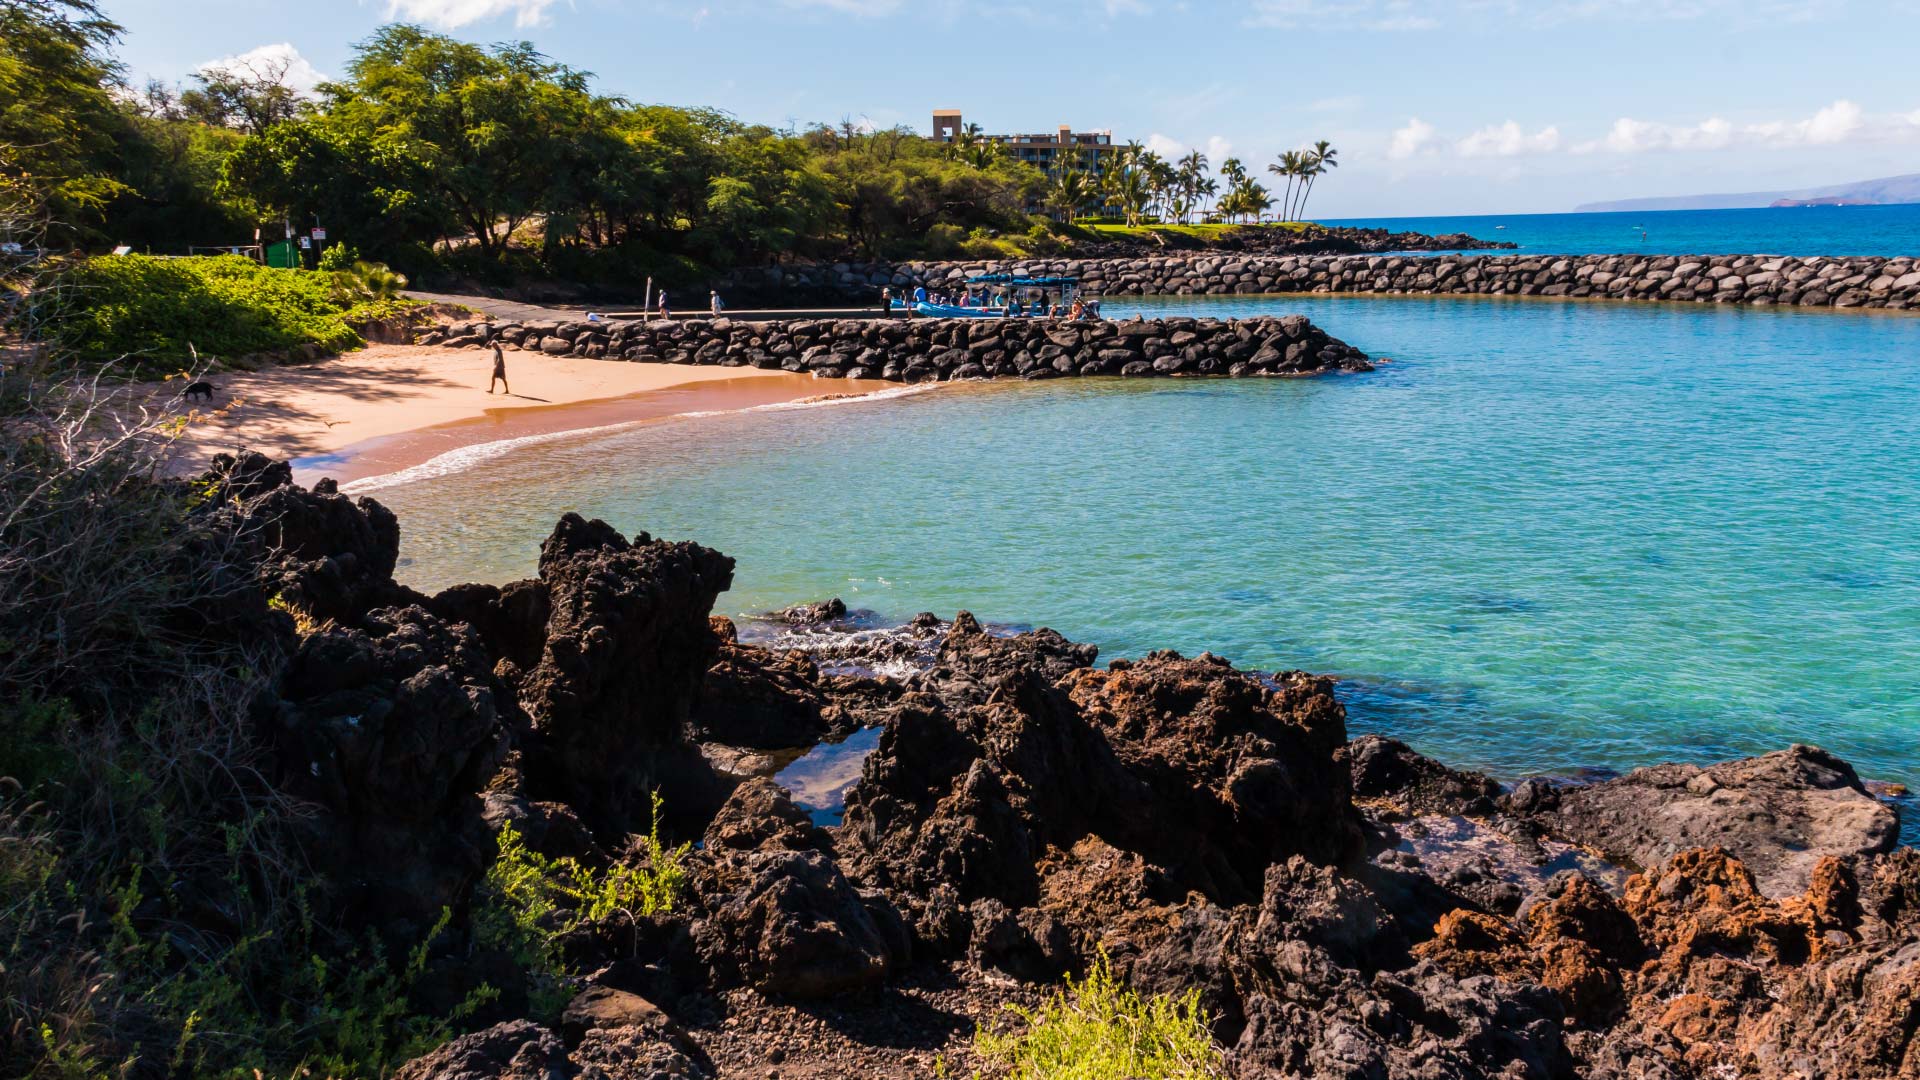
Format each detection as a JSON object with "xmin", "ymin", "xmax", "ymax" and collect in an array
[{"xmin": 1576, "ymin": 171, "xmax": 1920, "ymax": 212}]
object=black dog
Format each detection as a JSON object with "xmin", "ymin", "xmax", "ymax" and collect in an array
[{"xmin": 181, "ymin": 380, "xmax": 216, "ymax": 403}]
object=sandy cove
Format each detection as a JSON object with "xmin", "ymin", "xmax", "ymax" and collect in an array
[{"xmin": 157, "ymin": 344, "xmax": 897, "ymax": 485}]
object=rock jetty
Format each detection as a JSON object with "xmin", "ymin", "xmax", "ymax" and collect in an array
[
  {"xmin": 180, "ymin": 452, "xmax": 1913, "ymax": 1079},
  {"xmin": 720, "ymin": 253, "xmax": 1920, "ymax": 311},
  {"xmin": 421, "ymin": 313, "xmax": 1373, "ymax": 381}
]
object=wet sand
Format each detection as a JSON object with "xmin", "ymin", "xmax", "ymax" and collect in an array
[{"xmin": 154, "ymin": 345, "xmax": 895, "ymax": 485}]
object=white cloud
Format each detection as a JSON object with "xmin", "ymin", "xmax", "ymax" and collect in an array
[
  {"xmin": 1205, "ymin": 135, "xmax": 1234, "ymax": 161},
  {"xmin": 1144, "ymin": 133, "xmax": 1185, "ymax": 159},
  {"xmin": 198, "ymin": 42, "xmax": 326, "ymax": 94},
  {"xmin": 1455, "ymin": 120, "xmax": 1560, "ymax": 158},
  {"xmin": 1387, "ymin": 117, "xmax": 1438, "ymax": 159},
  {"xmin": 384, "ymin": 0, "xmax": 560, "ymax": 29},
  {"xmin": 1572, "ymin": 99, "xmax": 1918, "ymax": 154}
]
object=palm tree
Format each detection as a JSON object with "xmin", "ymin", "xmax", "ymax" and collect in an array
[
  {"xmin": 1239, "ymin": 179, "xmax": 1274, "ymax": 223},
  {"xmin": 1296, "ymin": 140, "xmax": 1338, "ymax": 221},
  {"xmin": 1107, "ymin": 164, "xmax": 1154, "ymax": 227},
  {"xmin": 1268, "ymin": 150, "xmax": 1302, "ymax": 223},
  {"xmin": 1176, "ymin": 150, "xmax": 1208, "ymax": 223},
  {"xmin": 1046, "ymin": 151, "xmax": 1098, "ymax": 222}
]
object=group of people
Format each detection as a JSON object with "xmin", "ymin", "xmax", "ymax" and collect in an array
[
  {"xmin": 882, "ymin": 285, "xmax": 1102, "ymax": 321},
  {"xmin": 646, "ymin": 290, "xmax": 727, "ymax": 319}
]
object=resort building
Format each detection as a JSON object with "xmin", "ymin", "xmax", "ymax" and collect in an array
[{"xmin": 931, "ymin": 109, "xmax": 1117, "ymax": 172}]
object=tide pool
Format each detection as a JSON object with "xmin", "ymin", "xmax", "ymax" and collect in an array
[{"xmin": 367, "ymin": 295, "xmax": 1920, "ymax": 813}]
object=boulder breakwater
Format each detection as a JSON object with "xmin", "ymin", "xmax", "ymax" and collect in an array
[
  {"xmin": 719, "ymin": 253, "xmax": 1920, "ymax": 310},
  {"xmin": 422, "ymin": 313, "xmax": 1373, "ymax": 380}
]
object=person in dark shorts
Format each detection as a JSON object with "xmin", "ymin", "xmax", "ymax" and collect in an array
[{"xmin": 488, "ymin": 342, "xmax": 509, "ymax": 394}]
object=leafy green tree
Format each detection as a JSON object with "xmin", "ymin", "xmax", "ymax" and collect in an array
[
  {"xmin": 180, "ymin": 51, "xmax": 310, "ymax": 136},
  {"xmin": 220, "ymin": 114, "xmax": 443, "ymax": 264},
  {"xmin": 320, "ymin": 26, "xmax": 605, "ymax": 259},
  {"xmin": 0, "ymin": 0, "xmax": 129, "ymax": 236}
]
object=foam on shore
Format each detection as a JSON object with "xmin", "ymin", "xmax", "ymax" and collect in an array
[{"xmin": 337, "ymin": 381, "xmax": 938, "ymax": 494}]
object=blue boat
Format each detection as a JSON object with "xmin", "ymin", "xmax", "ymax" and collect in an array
[{"xmin": 907, "ymin": 272, "xmax": 1084, "ymax": 319}]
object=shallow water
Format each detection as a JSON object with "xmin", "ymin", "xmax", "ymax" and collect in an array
[{"xmin": 368, "ymin": 294, "xmax": 1920, "ymax": 818}]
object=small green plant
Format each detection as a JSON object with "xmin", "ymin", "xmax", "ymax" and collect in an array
[
  {"xmin": 475, "ymin": 789, "xmax": 688, "ymax": 987},
  {"xmin": 327, "ymin": 260, "xmax": 409, "ymax": 304},
  {"xmin": 975, "ymin": 951, "xmax": 1225, "ymax": 1080},
  {"xmin": 316, "ymin": 244, "xmax": 362, "ymax": 273}
]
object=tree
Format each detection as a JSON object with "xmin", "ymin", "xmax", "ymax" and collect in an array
[
  {"xmin": 1101, "ymin": 144, "xmax": 1154, "ymax": 227},
  {"xmin": 0, "ymin": 0, "xmax": 130, "ymax": 237},
  {"xmin": 315, "ymin": 26, "xmax": 608, "ymax": 259},
  {"xmin": 1296, "ymin": 140, "xmax": 1338, "ymax": 221},
  {"xmin": 181, "ymin": 52, "xmax": 309, "ymax": 136},
  {"xmin": 1045, "ymin": 149, "xmax": 1098, "ymax": 222},
  {"xmin": 1268, "ymin": 151, "xmax": 1301, "ymax": 223},
  {"xmin": 1176, "ymin": 150, "xmax": 1208, "ymax": 224}
]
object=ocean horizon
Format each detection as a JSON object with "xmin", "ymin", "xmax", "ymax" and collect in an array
[{"xmin": 1325, "ymin": 201, "xmax": 1920, "ymax": 258}]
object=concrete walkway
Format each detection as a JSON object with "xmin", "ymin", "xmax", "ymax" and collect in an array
[{"xmin": 407, "ymin": 290, "xmax": 893, "ymax": 324}]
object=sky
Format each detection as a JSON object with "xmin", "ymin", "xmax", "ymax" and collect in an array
[{"xmin": 101, "ymin": 0, "xmax": 1920, "ymax": 217}]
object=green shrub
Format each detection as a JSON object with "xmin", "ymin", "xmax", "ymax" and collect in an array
[
  {"xmin": 976, "ymin": 951, "xmax": 1225, "ymax": 1080},
  {"xmin": 34, "ymin": 254, "xmax": 417, "ymax": 370},
  {"xmin": 315, "ymin": 243, "xmax": 361, "ymax": 272},
  {"xmin": 922, "ymin": 222, "xmax": 966, "ymax": 258},
  {"xmin": 475, "ymin": 789, "xmax": 689, "ymax": 1009}
]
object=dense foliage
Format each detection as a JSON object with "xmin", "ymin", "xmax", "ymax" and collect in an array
[
  {"xmin": 8, "ymin": 2, "xmax": 1341, "ymax": 285},
  {"xmin": 36, "ymin": 254, "xmax": 411, "ymax": 367}
]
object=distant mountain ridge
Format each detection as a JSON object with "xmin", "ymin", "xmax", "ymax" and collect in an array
[{"xmin": 1576, "ymin": 172, "xmax": 1920, "ymax": 213}]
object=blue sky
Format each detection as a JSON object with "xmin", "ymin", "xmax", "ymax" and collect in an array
[{"xmin": 104, "ymin": 0, "xmax": 1920, "ymax": 216}]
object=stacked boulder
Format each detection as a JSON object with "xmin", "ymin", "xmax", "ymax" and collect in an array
[
  {"xmin": 444, "ymin": 314, "xmax": 1370, "ymax": 381},
  {"xmin": 717, "ymin": 253, "xmax": 1920, "ymax": 310}
]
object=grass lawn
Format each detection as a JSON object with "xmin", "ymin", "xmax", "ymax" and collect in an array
[{"xmin": 1074, "ymin": 221, "xmax": 1319, "ymax": 240}]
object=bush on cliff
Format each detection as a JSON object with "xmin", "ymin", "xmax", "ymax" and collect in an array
[
  {"xmin": 975, "ymin": 952, "xmax": 1225, "ymax": 1079},
  {"xmin": 32, "ymin": 254, "xmax": 416, "ymax": 370},
  {"xmin": 477, "ymin": 792, "xmax": 690, "ymax": 1012},
  {"xmin": 0, "ymin": 379, "xmax": 471, "ymax": 1079}
]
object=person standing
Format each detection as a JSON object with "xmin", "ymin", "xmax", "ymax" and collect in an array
[
  {"xmin": 488, "ymin": 341, "xmax": 510, "ymax": 395},
  {"xmin": 658, "ymin": 290, "xmax": 671, "ymax": 319},
  {"xmin": 710, "ymin": 290, "xmax": 724, "ymax": 316},
  {"xmin": 879, "ymin": 286, "xmax": 892, "ymax": 315}
]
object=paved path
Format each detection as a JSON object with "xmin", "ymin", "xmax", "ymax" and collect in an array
[
  {"xmin": 405, "ymin": 291, "xmax": 597, "ymax": 323},
  {"xmin": 408, "ymin": 290, "xmax": 893, "ymax": 324}
]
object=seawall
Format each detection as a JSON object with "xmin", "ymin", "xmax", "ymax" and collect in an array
[
  {"xmin": 425, "ymin": 314, "xmax": 1371, "ymax": 381},
  {"xmin": 719, "ymin": 253, "xmax": 1920, "ymax": 311}
]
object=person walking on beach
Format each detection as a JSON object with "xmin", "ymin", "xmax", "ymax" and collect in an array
[
  {"xmin": 710, "ymin": 290, "xmax": 724, "ymax": 316},
  {"xmin": 488, "ymin": 341, "xmax": 510, "ymax": 395}
]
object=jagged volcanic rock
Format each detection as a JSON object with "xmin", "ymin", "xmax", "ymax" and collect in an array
[
  {"xmin": 513, "ymin": 513, "xmax": 735, "ymax": 834},
  {"xmin": 1526, "ymin": 745, "xmax": 1899, "ymax": 897}
]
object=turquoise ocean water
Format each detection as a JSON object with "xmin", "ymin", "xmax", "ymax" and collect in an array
[
  {"xmin": 363, "ymin": 293, "xmax": 1920, "ymax": 818},
  {"xmin": 1327, "ymin": 203, "xmax": 1920, "ymax": 257}
]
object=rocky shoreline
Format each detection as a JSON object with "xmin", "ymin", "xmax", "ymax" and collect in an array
[
  {"xmin": 186, "ymin": 452, "xmax": 1914, "ymax": 1079},
  {"xmin": 1067, "ymin": 224, "xmax": 1518, "ymax": 259},
  {"xmin": 720, "ymin": 252, "xmax": 1920, "ymax": 311},
  {"xmin": 421, "ymin": 313, "xmax": 1373, "ymax": 381}
]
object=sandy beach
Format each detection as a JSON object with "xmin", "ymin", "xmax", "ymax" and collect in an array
[{"xmin": 158, "ymin": 345, "xmax": 896, "ymax": 485}]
